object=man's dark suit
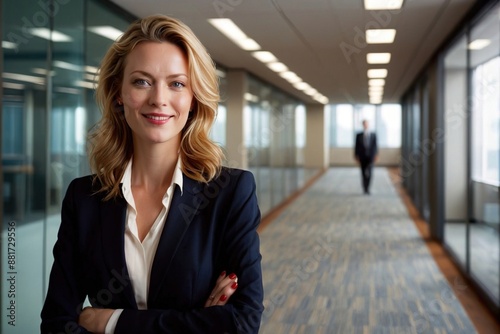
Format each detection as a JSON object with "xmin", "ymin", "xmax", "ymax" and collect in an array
[
  {"xmin": 355, "ymin": 131, "xmax": 378, "ymax": 194},
  {"xmin": 41, "ymin": 167, "xmax": 264, "ymax": 334}
]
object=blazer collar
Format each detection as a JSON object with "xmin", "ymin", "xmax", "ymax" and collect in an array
[{"xmin": 148, "ymin": 174, "xmax": 202, "ymax": 303}]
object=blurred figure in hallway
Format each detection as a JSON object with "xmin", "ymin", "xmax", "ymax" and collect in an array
[{"xmin": 354, "ymin": 119, "xmax": 378, "ymax": 194}]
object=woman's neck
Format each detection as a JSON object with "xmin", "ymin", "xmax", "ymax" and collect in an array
[{"xmin": 131, "ymin": 140, "xmax": 180, "ymax": 192}]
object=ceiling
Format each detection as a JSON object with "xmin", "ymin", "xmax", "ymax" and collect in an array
[{"xmin": 110, "ymin": 0, "xmax": 475, "ymax": 104}]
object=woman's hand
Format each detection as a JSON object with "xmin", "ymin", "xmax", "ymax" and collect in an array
[
  {"xmin": 204, "ymin": 271, "xmax": 238, "ymax": 307},
  {"xmin": 78, "ymin": 307, "xmax": 114, "ymax": 334}
]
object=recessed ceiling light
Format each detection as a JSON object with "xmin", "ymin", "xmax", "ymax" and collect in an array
[
  {"xmin": 3, "ymin": 82, "xmax": 26, "ymax": 90},
  {"xmin": 369, "ymin": 86, "xmax": 384, "ymax": 92},
  {"xmin": 468, "ymin": 39, "xmax": 491, "ymax": 50},
  {"xmin": 364, "ymin": 0, "xmax": 404, "ymax": 10},
  {"xmin": 280, "ymin": 71, "xmax": 302, "ymax": 84},
  {"xmin": 267, "ymin": 62, "xmax": 288, "ymax": 73},
  {"xmin": 367, "ymin": 69, "xmax": 388, "ymax": 78},
  {"xmin": 294, "ymin": 82, "xmax": 311, "ymax": 91},
  {"xmin": 304, "ymin": 87, "xmax": 318, "ymax": 96},
  {"xmin": 252, "ymin": 51, "xmax": 278, "ymax": 63},
  {"xmin": 208, "ymin": 18, "xmax": 261, "ymax": 51},
  {"xmin": 28, "ymin": 28, "xmax": 72, "ymax": 42},
  {"xmin": 366, "ymin": 29, "xmax": 396, "ymax": 44},
  {"xmin": 367, "ymin": 53, "xmax": 391, "ymax": 64},
  {"xmin": 88, "ymin": 26, "xmax": 124, "ymax": 41},
  {"xmin": 368, "ymin": 79, "xmax": 385, "ymax": 86}
]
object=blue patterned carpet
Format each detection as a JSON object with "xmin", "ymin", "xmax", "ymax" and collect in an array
[{"xmin": 259, "ymin": 167, "xmax": 477, "ymax": 334}]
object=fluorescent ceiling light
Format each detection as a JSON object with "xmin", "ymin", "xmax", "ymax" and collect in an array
[
  {"xmin": 364, "ymin": 0, "xmax": 404, "ymax": 10},
  {"xmin": 28, "ymin": 28, "xmax": 72, "ymax": 42},
  {"xmin": 3, "ymin": 72, "xmax": 45, "ymax": 85},
  {"xmin": 88, "ymin": 26, "xmax": 124, "ymax": 41},
  {"xmin": 2, "ymin": 41, "xmax": 17, "ymax": 49},
  {"xmin": 468, "ymin": 39, "xmax": 491, "ymax": 50},
  {"xmin": 215, "ymin": 69, "xmax": 226, "ymax": 78},
  {"xmin": 367, "ymin": 69, "xmax": 388, "ymax": 78},
  {"xmin": 208, "ymin": 18, "xmax": 261, "ymax": 51},
  {"xmin": 369, "ymin": 79, "xmax": 385, "ymax": 86},
  {"xmin": 252, "ymin": 51, "xmax": 278, "ymax": 63},
  {"xmin": 314, "ymin": 94, "xmax": 329, "ymax": 104},
  {"xmin": 369, "ymin": 86, "xmax": 384, "ymax": 92},
  {"xmin": 279, "ymin": 71, "xmax": 302, "ymax": 83},
  {"xmin": 367, "ymin": 53, "xmax": 391, "ymax": 64},
  {"xmin": 244, "ymin": 93, "xmax": 259, "ymax": 102},
  {"xmin": 267, "ymin": 62, "xmax": 288, "ymax": 73},
  {"xmin": 293, "ymin": 82, "xmax": 311, "ymax": 91},
  {"xmin": 366, "ymin": 29, "xmax": 396, "ymax": 44},
  {"xmin": 369, "ymin": 91, "xmax": 383, "ymax": 98},
  {"xmin": 304, "ymin": 87, "xmax": 318, "ymax": 96}
]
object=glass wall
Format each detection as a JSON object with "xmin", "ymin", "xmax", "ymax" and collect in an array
[
  {"xmin": 330, "ymin": 103, "xmax": 402, "ymax": 148},
  {"xmin": 245, "ymin": 75, "xmax": 307, "ymax": 216},
  {"xmin": 1, "ymin": 1, "xmax": 133, "ymax": 332},
  {"xmin": 403, "ymin": 0, "xmax": 500, "ymax": 315},
  {"xmin": 468, "ymin": 4, "xmax": 499, "ymax": 305}
]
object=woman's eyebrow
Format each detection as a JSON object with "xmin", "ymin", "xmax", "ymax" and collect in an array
[{"xmin": 129, "ymin": 70, "xmax": 188, "ymax": 79}]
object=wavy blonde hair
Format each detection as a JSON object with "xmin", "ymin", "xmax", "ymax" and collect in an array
[{"xmin": 88, "ymin": 14, "xmax": 224, "ymax": 200}]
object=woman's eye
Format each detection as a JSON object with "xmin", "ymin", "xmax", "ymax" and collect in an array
[
  {"xmin": 172, "ymin": 81, "xmax": 185, "ymax": 89},
  {"xmin": 133, "ymin": 79, "xmax": 150, "ymax": 86}
]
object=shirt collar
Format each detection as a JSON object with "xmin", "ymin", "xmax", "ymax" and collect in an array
[{"xmin": 120, "ymin": 157, "xmax": 184, "ymax": 200}]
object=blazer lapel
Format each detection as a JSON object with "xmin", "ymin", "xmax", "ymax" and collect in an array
[
  {"xmin": 148, "ymin": 176, "xmax": 202, "ymax": 303},
  {"xmin": 100, "ymin": 195, "xmax": 137, "ymax": 307}
]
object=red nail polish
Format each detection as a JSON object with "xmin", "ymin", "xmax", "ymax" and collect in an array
[
  {"xmin": 231, "ymin": 282, "xmax": 238, "ymax": 289},
  {"xmin": 229, "ymin": 273, "xmax": 236, "ymax": 280},
  {"xmin": 220, "ymin": 271, "xmax": 226, "ymax": 277},
  {"xmin": 219, "ymin": 294, "xmax": 227, "ymax": 302}
]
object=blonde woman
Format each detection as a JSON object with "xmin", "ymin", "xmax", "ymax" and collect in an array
[{"xmin": 41, "ymin": 14, "xmax": 263, "ymax": 333}]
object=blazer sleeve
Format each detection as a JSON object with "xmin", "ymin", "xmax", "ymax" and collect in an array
[
  {"xmin": 40, "ymin": 179, "xmax": 90, "ymax": 334},
  {"xmin": 114, "ymin": 170, "xmax": 264, "ymax": 334}
]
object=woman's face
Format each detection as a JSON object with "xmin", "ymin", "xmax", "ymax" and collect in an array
[{"xmin": 120, "ymin": 41, "xmax": 193, "ymax": 147}]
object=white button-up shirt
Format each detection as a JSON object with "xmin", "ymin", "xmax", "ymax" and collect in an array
[{"xmin": 105, "ymin": 158, "xmax": 183, "ymax": 333}]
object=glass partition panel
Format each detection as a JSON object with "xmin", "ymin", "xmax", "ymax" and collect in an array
[
  {"xmin": 469, "ymin": 4, "xmax": 500, "ymax": 304},
  {"xmin": 443, "ymin": 34, "xmax": 469, "ymax": 267},
  {"xmin": 1, "ymin": 0, "xmax": 51, "ymax": 332}
]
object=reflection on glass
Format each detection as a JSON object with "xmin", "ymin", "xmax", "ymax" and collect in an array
[
  {"xmin": 469, "ymin": 4, "xmax": 500, "ymax": 303},
  {"xmin": 443, "ymin": 34, "xmax": 469, "ymax": 269}
]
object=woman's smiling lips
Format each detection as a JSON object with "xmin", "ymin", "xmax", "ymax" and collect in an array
[{"xmin": 142, "ymin": 113, "xmax": 174, "ymax": 125}]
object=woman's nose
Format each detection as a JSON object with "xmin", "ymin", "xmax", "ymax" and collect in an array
[{"xmin": 149, "ymin": 84, "xmax": 168, "ymax": 107}]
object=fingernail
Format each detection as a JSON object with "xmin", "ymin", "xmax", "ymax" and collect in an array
[
  {"xmin": 229, "ymin": 273, "xmax": 236, "ymax": 280},
  {"xmin": 219, "ymin": 294, "xmax": 227, "ymax": 302},
  {"xmin": 220, "ymin": 271, "xmax": 226, "ymax": 277},
  {"xmin": 231, "ymin": 282, "xmax": 238, "ymax": 289}
]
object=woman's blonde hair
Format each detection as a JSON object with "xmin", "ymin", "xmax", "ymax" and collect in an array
[{"xmin": 88, "ymin": 14, "xmax": 224, "ymax": 200}]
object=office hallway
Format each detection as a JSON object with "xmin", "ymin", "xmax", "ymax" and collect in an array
[{"xmin": 258, "ymin": 167, "xmax": 479, "ymax": 334}]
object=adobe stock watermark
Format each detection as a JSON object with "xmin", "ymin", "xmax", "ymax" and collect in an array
[
  {"xmin": 262, "ymin": 234, "xmax": 336, "ymax": 320},
  {"xmin": 6, "ymin": 0, "xmax": 71, "ymax": 53},
  {"xmin": 339, "ymin": 0, "xmax": 413, "ymax": 64},
  {"xmin": 412, "ymin": 276, "xmax": 468, "ymax": 333},
  {"xmin": 399, "ymin": 75, "xmax": 497, "ymax": 178},
  {"xmin": 213, "ymin": 0, "xmax": 245, "ymax": 18}
]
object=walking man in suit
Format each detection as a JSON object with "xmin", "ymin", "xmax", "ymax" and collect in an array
[{"xmin": 355, "ymin": 120, "xmax": 378, "ymax": 194}]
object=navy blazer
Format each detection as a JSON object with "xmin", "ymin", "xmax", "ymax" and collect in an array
[
  {"xmin": 41, "ymin": 167, "xmax": 264, "ymax": 334},
  {"xmin": 354, "ymin": 132, "xmax": 378, "ymax": 162}
]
